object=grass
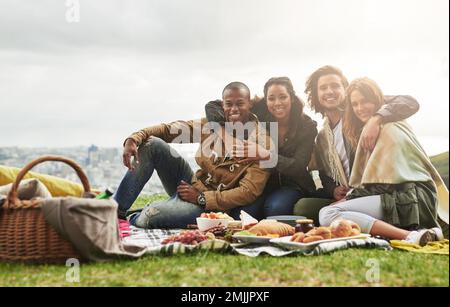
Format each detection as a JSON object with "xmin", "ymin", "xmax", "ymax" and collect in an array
[
  {"xmin": 1, "ymin": 151, "xmax": 449, "ymax": 287},
  {"xmin": 0, "ymin": 193, "xmax": 448, "ymax": 287},
  {"xmin": 431, "ymin": 151, "xmax": 449, "ymax": 188},
  {"xmin": 0, "ymin": 247, "xmax": 447, "ymax": 287}
]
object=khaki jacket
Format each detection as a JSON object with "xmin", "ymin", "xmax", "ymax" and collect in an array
[{"xmin": 126, "ymin": 115, "xmax": 272, "ymax": 212}]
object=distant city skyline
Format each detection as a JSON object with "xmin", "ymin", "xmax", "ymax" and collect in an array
[
  {"xmin": 2, "ymin": 134, "xmax": 449, "ymax": 156},
  {"xmin": 1, "ymin": 141, "xmax": 447, "ymax": 197},
  {"xmin": 0, "ymin": 145, "xmax": 201, "ymax": 193}
]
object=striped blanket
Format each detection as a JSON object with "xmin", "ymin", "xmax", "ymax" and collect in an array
[{"xmin": 121, "ymin": 226, "xmax": 391, "ymax": 257}]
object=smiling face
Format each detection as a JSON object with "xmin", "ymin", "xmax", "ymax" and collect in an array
[
  {"xmin": 266, "ymin": 84, "xmax": 292, "ymax": 122},
  {"xmin": 349, "ymin": 90, "xmax": 378, "ymax": 123},
  {"xmin": 317, "ymin": 74, "xmax": 346, "ymax": 112},
  {"xmin": 222, "ymin": 88, "xmax": 251, "ymax": 123}
]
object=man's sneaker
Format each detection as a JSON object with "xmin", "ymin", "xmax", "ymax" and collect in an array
[
  {"xmin": 118, "ymin": 209, "xmax": 128, "ymax": 220},
  {"xmin": 125, "ymin": 208, "xmax": 143, "ymax": 217},
  {"xmin": 404, "ymin": 228, "xmax": 443, "ymax": 246}
]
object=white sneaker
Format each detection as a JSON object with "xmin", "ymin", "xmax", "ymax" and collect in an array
[
  {"xmin": 404, "ymin": 228, "xmax": 442, "ymax": 246},
  {"xmin": 430, "ymin": 227, "xmax": 444, "ymax": 241}
]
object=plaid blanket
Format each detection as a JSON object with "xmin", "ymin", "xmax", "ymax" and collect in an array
[
  {"xmin": 232, "ymin": 238, "xmax": 391, "ymax": 257},
  {"xmin": 121, "ymin": 228, "xmax": 231, "ymax": 254},
  {"xmin": 122, "ymin": 226, "xmax": 391, "ymax": 256}
]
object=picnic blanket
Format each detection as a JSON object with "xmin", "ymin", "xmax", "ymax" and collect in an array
[
  {"xmin": 390, "ymin": 239, "xmax": 449, "ymax": 255},
  {"xmin": 121, "ymin": 226, "xmax": 392, "ymax": 257},
  {"xmin": 121, "ymin": 228, "xmax": 231, "ymax": 254}
]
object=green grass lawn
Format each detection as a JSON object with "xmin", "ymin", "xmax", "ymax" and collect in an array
[
  {"xmin": 0, "ymin": 194, "xmax": 448, "ymax": 287},
  {"xmin": 0, "ymin": 249, "xmax": 448, "ymax": 287}
]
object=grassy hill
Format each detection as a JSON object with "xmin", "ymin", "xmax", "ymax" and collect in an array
[{"xmin": 431, "ymin": 151, "xmax": 449, "ymax": 188}]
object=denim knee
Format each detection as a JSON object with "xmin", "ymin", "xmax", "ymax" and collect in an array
[
  {"xmin": 140, "ymin": 136, "xmax": 165, "ymax": 153},
  {"xmin": 138, "ymin": 137, "xmax": 172, "ymax": 162},
  {"xmin": 264, "ymin": 199, "xmax": 294, "ymax": 216},
  {"xmin": 132, "ymin": 205, "xmax": 158, "ymax": 228}
]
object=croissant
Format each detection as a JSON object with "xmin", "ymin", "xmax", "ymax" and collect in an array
[
  {"xmin": 248, "ymin": 220, "xmax": 295, "ymax": 237},
  {"xmin": 306, "ymin": 227, "xmax": 332, "ymax": 240},
  {"xmin": 330, "ymin": 220, "xmax": 361, "ymax": 238}
]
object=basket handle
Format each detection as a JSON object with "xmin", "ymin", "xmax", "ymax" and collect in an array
[{"xmin": 6, "ymin": 155, "xmax": 91, "ymax": 207}]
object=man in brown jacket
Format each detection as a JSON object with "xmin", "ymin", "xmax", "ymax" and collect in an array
[{"xmin": 114, "ymin": 82, "xmax": 272, "ymax": 229}]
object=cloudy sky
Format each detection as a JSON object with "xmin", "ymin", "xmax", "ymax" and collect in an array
[{"xmin": 0, "ymin": 0, "xmax": 448, "ymax": 155}]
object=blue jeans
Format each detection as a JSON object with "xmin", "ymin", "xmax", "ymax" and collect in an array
[
  {"xmin": 262, "ymin": 186, "xmax": 304, "ymax": 217},
  {"xmin": 114, "ymin": 137, "xmax": 265, "ymax": 228},
  {"xmin": 129, "ymin": 194, "xmax": 265, "ymax": 228}
]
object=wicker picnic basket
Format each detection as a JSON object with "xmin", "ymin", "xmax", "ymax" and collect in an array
[{"xmin": 0, "ymin": 156, "xmax": 89, "ymax": 264}]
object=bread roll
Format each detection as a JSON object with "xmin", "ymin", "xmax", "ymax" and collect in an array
[
  {"xmin": 291, "ymin": 232, "xmax": 305, "ymax": 243},
  {"xmin": 314, "ymin": 227, "xmax": 332, "ymax": 239},
  {"xmin": 351, "ymin": 228, "xmax": 361, "ymax": 236},
  {"xmin": 349, "ymin": 221, "xmax": 361, "ymax": 234},
  {"xmin": 330, "ymin": 220, "xmax": 353, "ymax": 238}
]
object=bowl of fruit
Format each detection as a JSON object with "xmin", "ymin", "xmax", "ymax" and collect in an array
[{"xmin": 196, "ymin": 212, "xmax": 234, "ymax": 232}]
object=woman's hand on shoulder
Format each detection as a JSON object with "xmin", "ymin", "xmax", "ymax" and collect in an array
[{"xmin": 360, "ymin": 115, "xmax": 383, "ymax": 152}]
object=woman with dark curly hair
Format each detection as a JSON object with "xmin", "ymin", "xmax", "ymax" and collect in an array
[{"xmin": 205, "ymin": 77, "xmax": 318, "ymax": 218}]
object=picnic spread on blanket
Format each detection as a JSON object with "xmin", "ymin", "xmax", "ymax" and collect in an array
[
  {"xmin": 0, "ymin": 156, "xmax": 447, "ymax": 264},
  {"xmin": 121, "ymin": 224, "xmax": 392, "ymax": 257}
]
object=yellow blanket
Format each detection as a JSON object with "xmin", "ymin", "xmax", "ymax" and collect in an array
[
  {"xmin": 390, "ymin": 239, "xmax": 449, "ymax": 255},
  {"xmin": 1, "ymin": 165, "xmax": 86, "ymax": 197},
  {"xmin": 349, "ymin": 121, "xmax": 449, "ymax": 225}
]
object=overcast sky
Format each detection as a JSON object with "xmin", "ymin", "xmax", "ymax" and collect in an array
[{"xmin": 0, "ymin": 0, "xmax": 448, "ymax": 155}]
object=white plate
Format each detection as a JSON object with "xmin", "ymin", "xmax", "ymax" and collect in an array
[
  {"xmin": 270, "ymin": 233, "xmax": 371, "ymax": 251},
  {"xmin": 232, "ymin": 234, "xmax": 276, "ymax": 244}
]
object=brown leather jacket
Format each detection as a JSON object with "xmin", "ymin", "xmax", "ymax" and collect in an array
[{"xmin": 126, "ymin": 116, "xmax": 272, "ymax": 212}]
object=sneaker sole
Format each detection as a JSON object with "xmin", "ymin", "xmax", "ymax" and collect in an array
[{"xmin": 419, "ymin": 230, "xmax": 437, "ymax": 246}]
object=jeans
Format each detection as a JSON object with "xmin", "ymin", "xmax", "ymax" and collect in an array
[
  {"xmin": 129, "ymin": 194, "xmax": 265, "ymax": 228},
  {"xmin": 114, "ymin": 137, "xmax": 194, "ymax": 218},
  {"xmin": 114, "ymin": 137, "xmax": 265, "ymax": 228},
  {"xmin": 261, "ymin": 185, "xmax": 304, "ymax": 217}
]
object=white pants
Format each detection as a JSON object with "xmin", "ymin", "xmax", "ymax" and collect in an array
[{"xmin": 319, "ymin": 195, "xmax": 383, "ymax": 233}]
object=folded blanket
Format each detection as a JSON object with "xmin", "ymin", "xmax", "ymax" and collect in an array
[
  {"xmin": 42, "ymin": 198, "xmax": 149, "ymax": 262},
  {"xmin": 122, "ymin": 226, "xmax": 391, "ymax": 256}
]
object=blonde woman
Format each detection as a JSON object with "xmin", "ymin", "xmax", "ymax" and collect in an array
[{"xmin": 319, "ymin": 77, "xmax": 448, "ymax": 245}]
